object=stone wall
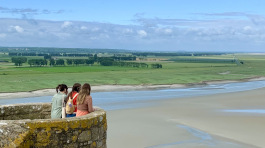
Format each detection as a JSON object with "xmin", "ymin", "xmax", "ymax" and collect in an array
[
  {"xmin": 0, "ymin": 103, "xmax": 107, "ymax": 148},
  {"xmin": 0, "ymin": 103, "xmax": 51, "ymax": 120}
]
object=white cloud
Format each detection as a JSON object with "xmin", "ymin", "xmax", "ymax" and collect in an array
[
  {"xmin": 61, "ymin": 21, "xmax": 73, "ymax": 28},
  {"xmin": 15, "ymin": 26, "xmax": 24, "ymax": 33},
  {"xmin": 0, "ymin": 6, "xmax": 65, "ymax": 15},
  {"xmin": 80, "ymin": 26, "xmax": 87, "ymax": 30},
  {"xmin": 243, "ymin": 26, "xmax": 253, "ymax": 32},
  {"xmin": 0, "ymin": 16, "xmax": 265, "ymax": 52},
  {"xmin": 164, "ymin": 29, "xmax": 172, "ymax": 34},
  {"xmin": 8, "ymin": 25, "xmax": 24, "ymax": 33},
  {"xmin": 155, "ymin": 28, "xmax": 173, "ymax": 35},
  {"xmin": 137, "ymin": 30, "xmax": 147, "ymax": 37}
]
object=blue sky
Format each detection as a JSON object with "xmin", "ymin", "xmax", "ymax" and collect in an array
[{"xmin": 0, "ymin": 0, "xmax": 265, "ymax": 52}]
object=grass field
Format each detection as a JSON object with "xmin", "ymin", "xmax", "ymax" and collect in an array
[{"xmin": 1, "ymin": 53, "xmax": 265, "ymax": 93}]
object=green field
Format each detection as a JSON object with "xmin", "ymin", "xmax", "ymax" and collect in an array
[{"xmin": 1, "ymin": 53, "xmax": 265, "ymax": 93}]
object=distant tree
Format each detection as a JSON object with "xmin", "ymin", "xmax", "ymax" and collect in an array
[
  {"xmin": 21, "ymin": 53, "xmax": 36, "ymax": 56},
  {"xmin": 44, "ymin": 54, "xmax": 51, "ymax": 60},
  {"xmin": 113, "ymin": 56, "xmax": 136, "ymax": 61},
  {"xmin": 85, "ymin": 59, "xmax": 94, "ymax": 65},
  {"xmin": 28, "ymin": 59, "xmax": 35, "ymax": 67},
  {"xmin": 66, "ymin": 59, "xmax": 73, "ymax": 65},
  {"xmin": 93, "ymin": 54, "xmax": 98, "ymax": 62},
  {"xmin": 50, "ymin": 59, "xmax": 55, "ymax": 66},
  {"xmin": 9, "ymin": 52, "xmax": 18, "ymax": 56},
  {"xmin": 28, "ymin": 59, "xmax": 47, "ymax": 67},
  {"xmin": 135, "ymin": 62, "xmax": 146, "ymax": 67},
  {"xmin": 100, "ymin": 60, "xmax": 113, "ymax": 66},
  {"xmin": 11, "ymin": 57, "xmax": 27, "ymax": 66},
  {"xmin": 112, "ymin": 62, "xmax": 148, "ymax": 68},
  {"xmin": 55, "ymin": 59, "xmax": 65, "ymax": 66},
  {"xmin": 73, "ymin": 59, "xmax": 85, "ymax": 65},
  {"xmin": 151, "ymin": 64, "xmax": 162, "ymax": 69}
]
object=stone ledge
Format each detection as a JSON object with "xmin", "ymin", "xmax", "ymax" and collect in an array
[{"xmin": 0, "ymin": 103, "xmax": 107, "ymax": 148}]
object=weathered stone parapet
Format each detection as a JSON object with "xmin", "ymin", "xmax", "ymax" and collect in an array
[
  {"xmin": 0, "ymin": 103, "xmax": 107, "ymax": 148},
  {"xmin": 0, "ymin": 103, "xmax": 51, "ymax": 120}
]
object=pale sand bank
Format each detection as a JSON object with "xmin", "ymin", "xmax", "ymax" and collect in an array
[
  {"xmin": 1, "ymin": 76, "xmax": 265, "ymax": 100},
  {"xmin": 0, "ymin": 84, "xmax": 186, "ymax": 99},
  {"xmin": 107, "ymin": 87, "xmax": 265, "ymax": 148}
]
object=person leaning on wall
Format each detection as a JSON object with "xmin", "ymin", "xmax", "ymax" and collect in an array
[
  {"xmin": 51, "ymin": 84, "xmax": 68, "ymax": 119},
  {"xmin": 76, "ymin": 83, "xmax": 95, "ymax": 117}
]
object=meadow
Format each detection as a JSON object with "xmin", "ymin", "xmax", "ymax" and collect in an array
[{"xmin": 1, "ymin": 52, "xmax": 265, "ymax": 93}]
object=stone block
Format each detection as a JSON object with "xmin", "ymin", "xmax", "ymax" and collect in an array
[
  {"xmin": 91, "ymin": 127, "xmax": 99, "ymax": 141},
  {"xmin": 78, "ymin": 130, "xmax": 91, "ymax": 142},
  {"xmin": 99, "ymin": 127, "xmax": 104, "ymax": 140}
]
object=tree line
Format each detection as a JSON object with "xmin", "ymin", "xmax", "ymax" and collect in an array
[
  {"xmin": 1, "ymin": 47, "xmax": 127, "ymax": 54},
  {"xmin": 169, "ymin": 58, "xmax": 236, "ymax": 63},
  {"xmin": 112, "ymin": 62, "xmax": 149, "ymax": 68},
  {"xmin": 132, "ymin": 52, "xmax": 226, "ymax": 57},
  {"xmin": 11, "ymin": 57, "xmax": 162, "ymax": 69},
  {"xmin": 9, "ymin": 52, "xmax": 93, "ymax": 57}
]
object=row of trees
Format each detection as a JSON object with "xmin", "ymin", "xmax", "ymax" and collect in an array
[
  {"xmin": 170, "ymin": 58, "xmax": 236, "ymax": 63},
  {"xmin": 9, "ymin": 52, "xmax": 94, "ymax": 57},
  {"xmin": 2, "ymin": 47, "xmax": 127, "ymax": 54},
  {"xmin": 9, "ymin": 53, "xmax": 47, "ymax": 56},
  {"xmin": 28, "ymin": 59, "xmax": 47, "ymax": 66},
  {"xmin": 11, "ymin": 57, "xmax": 96, "ymax": 67},
  {"xmin": 132, "ymin": 52, "xmax": 225, "ymax": 57},
  {"xmin": 112, "ymin": 56, "xmax": 136, "ymax": 61},
  {"xmin": 11, "ymin": 57, "xmax": 163, "ymax": 68},
  {"xmin": 11, "ymin": 57, "xmax": 63, "ymax": 67},
  {"xmin": 113, "ymin": 62, "xmax": 149, "ymax": 68},
  {"xmin": 151, "ymin": 64, "xmax": 163, "ymax": 68},
  {"xmin": 66, "ymin": 59, "xmax": 95, "ymax": 66}
]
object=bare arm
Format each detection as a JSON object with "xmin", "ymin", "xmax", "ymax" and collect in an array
[{"xmin": 87, "ymin": 96, "xmax": 94, "ymax": 113}]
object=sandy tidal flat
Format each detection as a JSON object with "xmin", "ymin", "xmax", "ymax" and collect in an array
[
  {"xmin": 107, "ymin": 87, "xmax": 265, "ymax": 148},
  {"xmin": 0, "ymin": 84, "xmax": 186, "ymax": 99},
  {"xmin": 1, "ymin": 80, "xmax": 265, "ymax": 147}
]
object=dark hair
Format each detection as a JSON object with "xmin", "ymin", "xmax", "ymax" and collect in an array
[
  {"xmin": 56, "ymin": 84, "xmax": 68, "ymax": 93},
  {"xmin": 67, "ymin": 83, "xmax": 81, "ymax": 100}
]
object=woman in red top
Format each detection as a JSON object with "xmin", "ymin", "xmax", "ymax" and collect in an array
[
  {"xmin": 76, "ymin": 83, "xmax": 95, "ymax": 117},
  {"xmin": 66, "ymin": 83, "xmax": 81, "ymax": 117}
]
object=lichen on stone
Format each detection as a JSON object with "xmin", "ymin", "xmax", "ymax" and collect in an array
[{"xmin": 0, "ymin": 103, "xmax": 107, "ymax": 148}]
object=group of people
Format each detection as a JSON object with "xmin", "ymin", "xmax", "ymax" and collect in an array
[{"xmin": 51, "ymin": 83, "xmax": 95, "ymax": 119}]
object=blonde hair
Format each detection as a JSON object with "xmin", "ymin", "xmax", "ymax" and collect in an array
[{"xmin": 76, "ymin": 83, "xmax": 91, "ymax": 105}]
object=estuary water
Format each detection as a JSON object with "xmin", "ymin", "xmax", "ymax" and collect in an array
[
  {"xmin": 2, "ymin": 80, "xmax": 265, "ymax": 147},
  {"xmin": 1, "ymin": 80, "xmax": 265, "ymax": 111}
]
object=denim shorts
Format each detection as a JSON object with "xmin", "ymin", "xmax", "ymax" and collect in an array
[{"xmin": 66, "ymin": 113, "xmax": 76, "ymax": 117}]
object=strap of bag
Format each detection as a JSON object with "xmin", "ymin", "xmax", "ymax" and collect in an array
[
  {"xmin": 72, "ymin": 93, "xmax": 79, "ymax": 100},
  {"xmin": 62, "ymin": 95, "xmax": 65, "ymax": 107},
  {"xmin": 62, "ymin": 95, "xmax": 66, "ymax": 118},
  {"xmin": 68, "ymin": 93, "xmax": 78, "ymax": 101}
]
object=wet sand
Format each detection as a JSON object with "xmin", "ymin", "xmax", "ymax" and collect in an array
[
  {"xmin": 1, "ymin": 78, "xmax": 265, "ymax": 147},
  {"xmin": 107, "ymin": 87, "xmax": 265, "ymax": 148}
]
